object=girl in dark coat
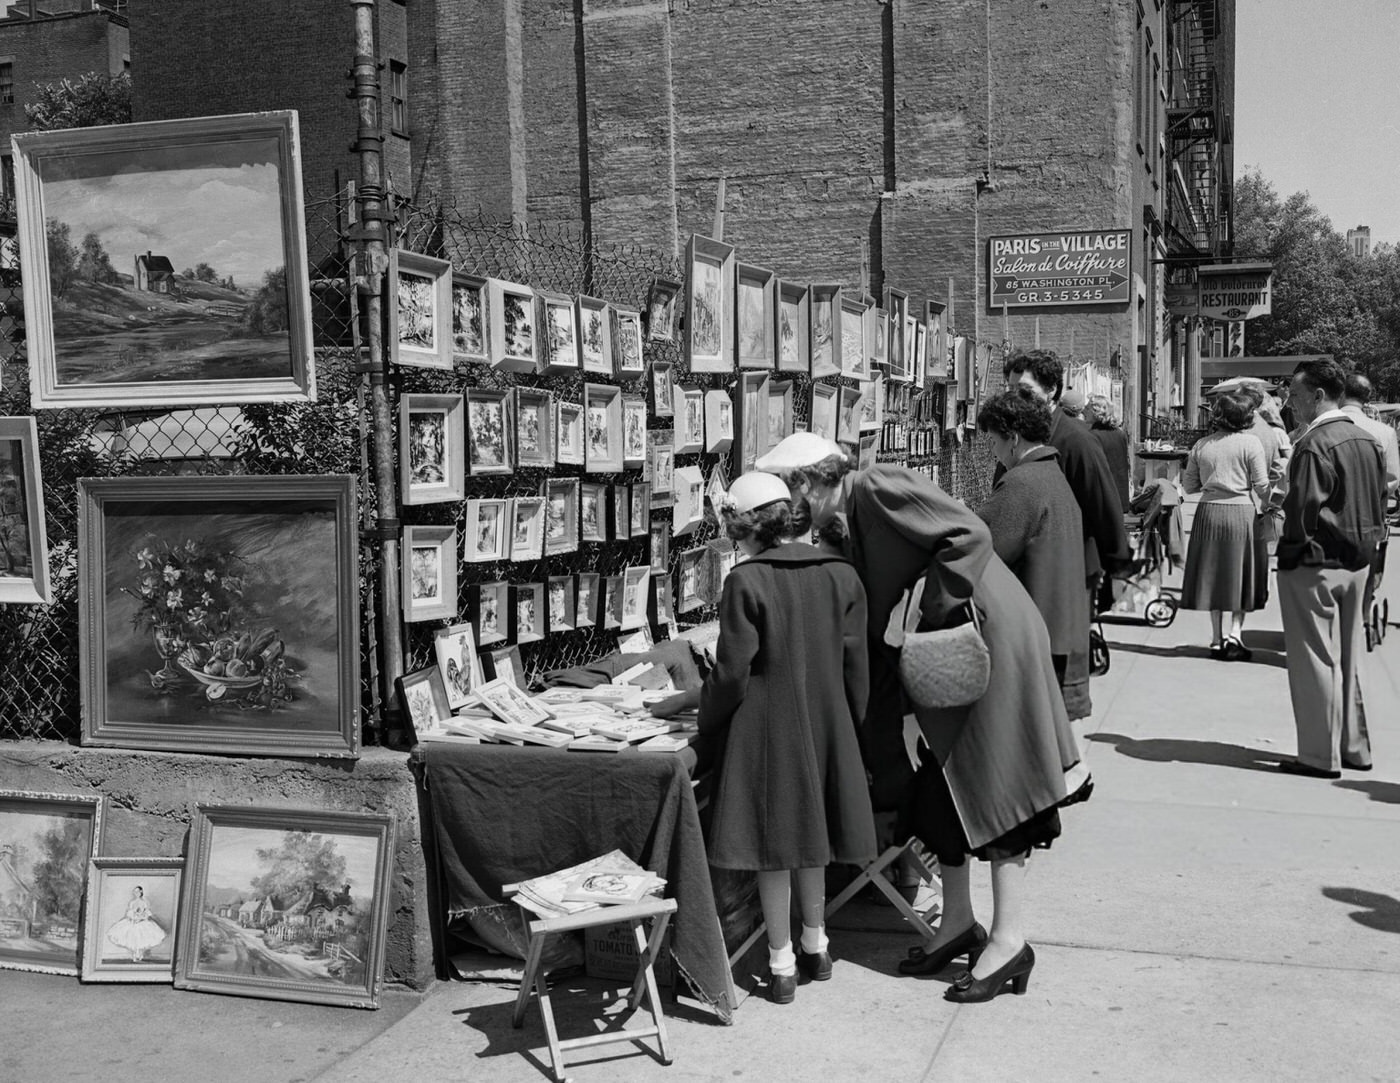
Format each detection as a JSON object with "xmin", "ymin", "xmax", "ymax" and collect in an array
[{"xmin": 690, "ymin": 471, "xmax": 876, "ymax": 1003}]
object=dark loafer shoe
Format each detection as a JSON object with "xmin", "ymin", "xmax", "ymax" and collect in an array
[
  {"xmin": 1278, "ymin": 759, "xmax": 1341, "ymax": 780},
  {"xmin": 796, "ymin": 949, "xmax": 832, "ymax": 981},
  {"xmin": 769, "ymin": 971, "xmax": 796, "ymax": 1004}
]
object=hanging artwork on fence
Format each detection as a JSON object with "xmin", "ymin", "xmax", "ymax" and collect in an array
[
  {"xmin": 0, "ymin": 417, "xmax": 52, "ymax": 604},
  {"xmin": 579, "ymin": 482, "xmax": 608, "ymax": 543},
  {"xmin": 12, "ymin": 111, "xmax": 317, "ymax": 410},
  {"xmin": 175, "ymin": 804, "xmax": 395, "ymax": 1009},
  {"xmin": 465, "ymin": 498, "xmax": 507, "ymax": 562},
  {"xmin": 676, "ymin": 548, "xmax": 707, "ymax": 613},
  {"xmin": 685, "ymin": 235, "xmax": 736, "ymax": 373},
  {"xmin": 809, "ymin": 382, "xmax": 838, "ymax": 442},
  {"xmin": 650, "ymin": 441, "xmax": 675, "ymax": 496},
  {"xmin": 671, "ymin": 466, "xmax": 705, "ymax": 537},
  {"xmin": 543, "ymin": 478, "xmax": 579, "ymax": 556},
  {"xmin": 868, "ymin": 306, "xmax": 889, "ymax": 372},
  {"xmin": 646, "ymin": 276, "xmax": 682, "ymax": 343},
  {"xmin": 623, "ymin": 396, "xmax": 648, "ymax": 468},
  {"xmin": 584, "ymin": 383, "xmax": 624, "ymax": 474},
  {"xmin": 576, "ymin": 295, "xmax": 613, "ymax": 375},
  {"xmin": 547, "ymin": 575, "xmax": 576, "ymax": 632},
  {"xmin": 621, "ymin": 566, "xmax": 651, "ymax": 631},
  {"xmin": 536, "ymin": 290, "xmax": 580, "ymax": 375},
  {"xmin": 840, "ymin": 293, "xmax": 868, "ymax": 379},
  {"xmin": 704, "ymin": 389, "xmax": 734, "ymax": 455},
  {"xmin": 575, "ymin": 572, "xmax": 600, "ymax": 628},
  {"xmin": 612, "ymin": 307, "xmax": 646, "ymax": 377},
  {"xmin": 512, "ymin": 583, "xmax": 546, "ymax": 643},
  {"xmin": 674, "ymin": 386, "xmax": 705, "ymax": 454},
  {"xmin": 884, "ymin": 286, "xmax": 909, "ymax": 379},
  {"xmin": 650, "ymin": 360, "xmax": 676, "ymax": 418},
  {"xmin": 507, "ymin": 497, "xmax": 546, "ymax": 562},
  {"xmin": 555, "ymin": 400, "xmax": 584, "ymax": 466},
  {"xmin": 776, "ymin": 281, "xmax": 810, "ymax": 373},
  {"xmin": 402, "ymin": 525, "xmax": 457, "ymax": 623},
  {"xmin": 734, "ymin": 371, "xmax": 771, "ymax": 476},
  {"xmin": 486, "ymin": 277, "xmax": 538, "ymax": 373},
  {"xmin": 399, "ymin": 394, "xmax": 464, "ymax": 506},
  {"xmin": 451, "ymin": 272, "xmax": 489, "ymax": 364},
  {"xmin": 513, "ymin": 388, "xmax": 554, "ymax": 468},
  {"xmin": 735, "ymin": 263, "xmax": 776, "ymax": 369},
  {"xmin": 80, "ymin": 856, "xmax": 183, "ymax": 983},
  {"xmin": 810, "ymin": 283, "xmax": 842, "ymax": 379},
  {"xmin": 389, "ymin": 249, "xmax": 453, "ymax": 370},
  {"xmin": 837, "ymin": 385, "xmax": 864, "ymax": 444},
  {"xmin": 472, "ymin": 581, "xmax": 510, "ymax": 647},
  {"xmin": 77, "ymin": 475, "xmax": 360, "ymax": 759},
  {"xmin": 767, "ymin": 380, "xmax": 794, "ymax": 452},
  {"xmin": 465, "ymin": 389, "xmax": 513, "ymax": 476}
]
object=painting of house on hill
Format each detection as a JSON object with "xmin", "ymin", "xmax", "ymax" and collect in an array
[{"xmin": 12, "ymin": 112, "xmax": 315, "ymax": 408}]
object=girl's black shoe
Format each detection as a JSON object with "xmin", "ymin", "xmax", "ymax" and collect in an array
[
  {"xmin": 944, "ymin": 943, "xmax": 1035, "ymax": 1003},
  {"xmin": 897, "ymin": 922, "xmax": 988, "ymax": 976},
  {"xmin": 796, "ymin": 949, "xmax": 832, "ymax": 981}
]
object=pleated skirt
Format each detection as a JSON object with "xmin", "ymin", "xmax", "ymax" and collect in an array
[{"xmin": 1182, "ymin": 501, "xmax": 1260, "ymax": 612}]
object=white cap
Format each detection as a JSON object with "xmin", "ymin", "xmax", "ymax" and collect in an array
[
  {"xmin": 723, "ymin": 472, "xmax": 790, "ymax": 514},
  {"xmin": 755, "ymin": 432, "xmax": 848, "ymax": 473}
]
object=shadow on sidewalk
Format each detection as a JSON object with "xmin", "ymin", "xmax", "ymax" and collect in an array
[
  {"xmin": 1334, "ymin": 779, "xmax": 1400, "ymax": 805},
  {"xmin": 1105, "ymin": 639, "xmax": 1286, "ymax": 669},
  {"xmin": 1321, "ymin": 887, "xmax": 1400, "ymax": 934},
  {"xmin": 1087, "ymin": 732, "xmax": 1283, "ymax": 773}
]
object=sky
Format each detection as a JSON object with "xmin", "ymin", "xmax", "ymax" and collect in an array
[{"xmin": 1235, "ymin": 0, "xmax": 1400, "ymax": 246}]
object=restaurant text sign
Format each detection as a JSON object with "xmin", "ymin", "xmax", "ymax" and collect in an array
[
  {"xmin": 988, "ymin": 230, "xmax": 1132, "ymax": 309},
  {"xmin": 1197, "ymin": 263, "xmax": 1272, "ymax": 321}
]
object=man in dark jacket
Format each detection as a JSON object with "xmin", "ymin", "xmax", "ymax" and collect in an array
[{"xmin": 1276, "ymin": 358, "xmax": 1388, "ymax": 779}]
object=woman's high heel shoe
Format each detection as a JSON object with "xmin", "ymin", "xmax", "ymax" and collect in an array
[
  {"xmin": 897, "ymin": 922, "xmax": 988, "ymax": 976},
  {"xmin": 944, "ymin": 943, "xmax": 1035, "ymax": 1003}
]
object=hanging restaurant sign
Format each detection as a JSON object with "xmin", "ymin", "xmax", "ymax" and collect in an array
[
  {"xmin": 987, "ymin": 229, "xmax": 1132, "ymax": 309},
  {"xmin": 1196, "ymin": 262, "xmax": 1273, "ymax": 322}
]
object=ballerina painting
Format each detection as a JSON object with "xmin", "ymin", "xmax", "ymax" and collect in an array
[{"xmin": 107, "ymin": 885, "xmax": 167, "ymax": 962}]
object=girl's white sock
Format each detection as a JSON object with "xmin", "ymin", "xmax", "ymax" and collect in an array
[
  {"xmin": 800, "ymin": 924, "xmax": 828, "ymax": 954},
  {"xmin": 768, "ymin": 942, "xmax": 796, "ymax": 976}
]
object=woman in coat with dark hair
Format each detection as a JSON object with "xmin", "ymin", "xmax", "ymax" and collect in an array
[{"xmin": 756, "ymin": 433, "xmax": 1080, "ymax": 1003}]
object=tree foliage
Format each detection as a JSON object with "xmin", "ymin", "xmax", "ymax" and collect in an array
[
  {"xmin": 24, "ymin": 72, "xmax": 133, "ymax": 132},
  {"xmin": 78, "ymin": 232, "xmax": 121, "ymax": 285},
  {"xmin": 32, "ymin": 819, "xmax": 88, "ymax": 923},
  {"xmin": 250, "ymin": 831, "xmax": 349, "ymax": 904},
  {"xmin": 45, "ymin": 219, "xmax": 80, "ymax": 298},
  {"xmin": 244, "ymin": 266, "xmax": 289, "ymax": 335}
]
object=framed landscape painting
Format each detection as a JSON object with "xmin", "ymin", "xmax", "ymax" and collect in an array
[
  {"xmin": 537, "ymin": 289, "xmax": 580, "ymax": 376},
  {"xmin": 0, "ymin": 791, "xmax": 105, "ymax": 975},
  {"xmin": 13, "ymin": 111, "xmax": 317, "ymax": 409},
  {"xmin": 0, "ymin": 417, "xmax": 53, "ymax": 604},
  {"xmin": 77, "ymin": 475, "xmax": 360, "ymax": 759},
  {"xmin": 576, "ymin": 295, "xmax": 613, "ymax": 376},
  {"xmin": 399, "ymin": 394, "xmax": 464, "ymax": 505},
  {"xmin": 466, "ymin": 389, "xmax": 513, "ymax": 476},
  {"xmin": 81, "ymin": 857, "xmax": 184, "ymax": 983},
  {"xmin": 685, "ymin": 234, "xmax": 736, "ymax": 373},
  {"xmin": 388, "ymin": 249, "xmax": 453, "ymax": 370},
  {"xmin": 486, "ymin": 278, "xmax": 537, "ymax": 373},
  {"xmin": 175, "ymin": 804, "xmax": 395, "ymax": 1009},
  {"xmin": 451, "ymin": 271, "xmax": 489, "ymax": 365},
  {"xmin": 735, "ymin": 263, "xmax": 776, "ymax": 369}
]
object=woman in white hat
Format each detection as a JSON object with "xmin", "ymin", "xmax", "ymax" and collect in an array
[
  {"xmin": 755, "ymin": 433, "xmax": 1079, "ymax": 1003},
  {"xmin": 691, "ymin": 470, "xmax": 876, "ymax": 1005}
]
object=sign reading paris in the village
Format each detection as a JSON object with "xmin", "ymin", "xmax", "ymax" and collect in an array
[{"xmin": 987, "ymin": 229, "xmax": 1132, "ymax": 309}]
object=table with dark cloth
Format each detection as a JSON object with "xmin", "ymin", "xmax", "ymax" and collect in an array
[{"xmin": 412, "ymin": 740, "xmax": 735, "ymax": 1022}]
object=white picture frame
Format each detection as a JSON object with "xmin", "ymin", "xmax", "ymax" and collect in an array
[
  {"xmin": 402, "ymin": 525, "xmax": 457, "ymax": 622},
  {"xmin": 487, "ymin": 277, "xmax": 538, "ymax": 373},
  {"xmin": 433, "ymin": 622, "xmax": 485, "ymax": 710},
  {"xmin": 465, "ymin": 498, "xmax": 508, "ymax": 563},
  {"xmin": 390, "ymin": 249, "xmax": 454, "ymax": 370}
]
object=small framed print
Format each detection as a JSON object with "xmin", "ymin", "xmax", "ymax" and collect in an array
[
  {"xmin": 602, "ymin": 575, "xmax": 624, "ymax": 630},
  {"xmin": 674, "ymin": 386, "xmax": 705, "ymax": 454},
  {"xmin": 735, "ymin": 262, "xmax": 777, "ymax": 369},
  {"xmin": 646, "ymin": 275, "xmax": 683, "ymax": 343},
  {"xmin": 537, "ymin": 289, "xmax": 581, "ymax": 375},
  {"xmin": 705, "ymin": 466, "xmax": 729, "ymax": 516},
  {"xmin": 611, "ymin": 484, "xmax": 632, "ymax": 541},
  {"xmin": 465, "ymin": 498, "xmax": 508, "ymax": 562},
  {"xmin": 837, "ymin": 384, "xmax": 864, "ymax": 445},
  {"xmin": 623, "ymin": 396, "xmax": 648, "ymax": 468},
  {"xmin": 400, "ymin": 394, "xmax": 465, "ymax": 506},
  {"xmin": 776, "ymin": 280, "xmax": 810, "ymax": 373},
  {"xmin": 576, "ymin": 295, "xmax": 613, "ymax": 375},
  {"xmin": 396, "ymin": 665, "xmax": 453, "ymax": 741},
  {"xmin": 507, "ymin": 496, "xmax": 546, "ymax": 562},
  {"xmin": 650, "ymin": 361, "xmax": 675, "ymax": 417},
  {"xmin": 704, "ymin": 389, "xmax": 734, "ymax": 454},
  {"xmin": 556, "ymin": 400, "xmax": 584, "ymax": 466},
  {"xmin": 389, "ymin": 249, "xmax": 453, "ymax": 370},
  {"xmin": 672, "ymin": 465, "xmax": 705, "ymax": 537},
  {"xmin": 466, "ymin": 388, "xmax": 513, "ymax": 475},
  {"xmin": 547, "ymin": 575, "xmax": 576, "ymax": 632},
  {"xmin": 487, "ymin": 277, "xmax": 538, "ymax": 373},
  {"xmin": 767, "ymin": 380, "xmax": 794, "ymax": 452},
  {"xmin": 579, "ymin": 482, "xmax": 609, "ymax": 543},
  {"xmin": 621, "ymin": 566, "xmax": 651, "ymax": 631},
  {"xmin": 810, "ymin": 382, "xmax": 838, "ymax": 442},
  {"xmin": 476, "ymin": 676, "xmax": 550, "ymax": 725},
  {"xmin": 650, "ymin": 442, "xmax": 675, "ymax": 496},
  {"xmin": 612, "ymin": 307, "xmax": 645, "ymax": 378},
  {"xmin": 514, "ymin": 387, "xmax": 555, "ymax": 468},
  {"xmin": 859, "ymin": 376, "xmax": 884, "ymax": 433},
  {"xmin": 543, "ymin": 477, "xmax": 579, "ymax": 556},
  {"xmin": 810, "ymin": 283, "xmax": 842, "ymax": 379},
  {"xmin": 734, "ymin": 371, "xmax": 771, "ymax": 476},
  {"xmin": 630, "ymin": 483, "xmax": 651, "ymax": 539},
  {"xmin": 677, "ymin": 547, "xmax": 707, "ymax": 613},
  {"xmin": 897, "ymin": 313, "xmax": 918, "ymax": 384},
  {"xmin": 649, "ymin": 521, "xmax": 671, "ymax": 574},
  {"xmin": 703, "ymin": 538, "xmax": 739, "ymax": 604},
  {"xmin": 80, "ymin": 857, "xmax": 183, "ymax": 983},
  {"xmin": 512, "ymin": 583, "xmax": 545, "ymax": 644},
  {"xmin": 0, "ymin": 417, "xmax": 52, "ymax": 604},
  {"xmin": 487, "ymin": 645, "xmax": 526, "ymax": 692},
  {"xmin": 584, "ymin": 383, "xmax": 624, "ymax": 473},
  {"xmin": 472, "ymin": 581, "xmax": 510, "ymax": 646},
  {"xmin": 914, "ymin": 320, "xmax": 928, "ymax": 389},
  {"xmin": 575, "ymin": 572, "xmax": 600, "ymax": 628},
  {"xmin": 868, "ymin": 306, "xmax": 889, "ymax": 372},
  {"xmin": 858, "ymin": 432, "xmax": 879, "ymax": 470},
  {"xmin": 403, "ymin": 525, "xmax": 457, "ymax": 622},
  {"xmin": 434, "ymin": 622, "xmax": 485, "ymax": 710},
  {"xmin": 685, "ymin": 234, "xmax": 736, "ymax": 373},
  {"xmin": 884, "ymin": 286, "xmax": 909, "ymax": 377},
  {"xmin": 841, "ymin": 293, "xmax": 870, "ymax": 379},
  {"xmin": 652, "ymin": 574, "xmax": 675, "ymax": 627},
  {"xmin": 926, "ymin": 300, "xmax": 948, "ymax": 381},
  {"xmin": 451, "ymin": 271, "xmax": 489, "ymax": 364}
]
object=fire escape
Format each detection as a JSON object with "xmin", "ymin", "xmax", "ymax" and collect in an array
[{"xmin": 1165, "ymin": 0, "xmax": 1231, "ymax": 264}]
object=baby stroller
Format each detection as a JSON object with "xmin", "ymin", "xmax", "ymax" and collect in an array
[{"xmin": 1090, "ymin": 482, "xmax": 1183, "ymax": 675}]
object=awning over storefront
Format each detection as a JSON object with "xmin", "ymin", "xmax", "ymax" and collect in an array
[{"xmin": 1201, "ymin": 355, "xmax": 1332, "ymax": 380}]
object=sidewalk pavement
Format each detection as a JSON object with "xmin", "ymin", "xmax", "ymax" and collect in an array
[{"xmin": 8, "ymin": 507, "xmax": 1399, "ymax": 1083}]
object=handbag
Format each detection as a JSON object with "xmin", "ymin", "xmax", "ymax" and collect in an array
[{"xmin": 891, "ymin": 578, "xmax": 991, "ymax": 709}]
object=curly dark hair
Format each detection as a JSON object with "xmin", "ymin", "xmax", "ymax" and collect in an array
[
  {"xmin": 1003, "ymin": 349, "xmax": 1064, "ymax": 400},
  {"xmin": 722, "ymin": 500, "xmax": 793, "ymax": 550},
  {"xmin": 1210, "ymin": 390, "xmax": 1256, "ymax": 432},
  {"xmin": 1293, "ymin": 357, "xmax": 1346, "ymax": 401},
  {"xmin": 976, "ymin": 390, "xmax": 1053, "ymax": 443}
]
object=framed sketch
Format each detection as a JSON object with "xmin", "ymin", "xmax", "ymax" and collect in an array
[
  {"xmin": 486, "ymin": 644, "xmax": 525, "ymax": 689},
  {"xmin": 537, "ymin": 290, "xmax": 580, "ymax": 376},
  {"xmin": 897, "ymin": 313, "xmax": 918, "ymax": 384},
  {"xmin": 841, "ymin": 294, "xmax": 870, "ymax": 379},
  {"xmin": 837, "ymin": 384, "xmax": 864, "ymax": 444},
  {"xmin": 512, "ymin": 583, "xmax": 545, "ymax": 644},
  {"xmin": 685, "ymin": 234, "xmax": 736, "ymax": 373},
  {"xmin": 451, "ymin": 271, "xmax": 489, "ymax": 364},
  {"xmin": 621, "ymin": 566, "xmax": 651, "ymax": 631},
  {"xmin": 472, "ymin": 581, "xmax": 510, "ymax": 647},
  {"xmin": 399, "ymin": 394, "xmax": 464, "ymax": 505},
  {"xmin": 767, "ymin": 380, "xmax": 794, "ymax": 452},
  {"xmin": 674, "ymin": 386, "xmax": 705, "ymax": 455},
  {"xmin": 676, "ymin": 548, "xmax": 707, "ymax": 613},
  {"xmin": 884, "ymin": 286, "xmax": 909, "ymax": 378},
  {"xmin": 576, "ymin": 295, "xmax": 613, "ymax": 375},
  {"xmin": 735, "ymin": 263, "xmax": 776, "ymax": 369},
  {"xmin": 555, "ymin": 400, "xmax": 584, "ymax": 466},
  {"xmin": 0, "ymin": 791, "xmax": 104, "ymax": 975},
  {"xmin": 810, "ymin": 283, "xmax": 842, "ymax": 379},
  {"xmin": 623, "ymin": 396, "xmax": 648, "ymax": 468},
  {"xmin": 579, "ymin": 482, "xmax": 608, "ymax": 543},
  {"xmin": 465, "ymin": 389, "xmax": 513, "ymax": 476},
  {"xmin": 650, "ymin": 361, "xmax": 676, "ymax": 418},
  {"xmin": 860, "ymin": 376, "xmax": 884, "ymax": 433},
  {"xmin": 584, "ymin": 383, "xmax": 624, "ymax": 474},
  {"xmin": 612, "ymin": 307, "xmax": 645, "ymax": 378},
  {"xmin": 0, "ymin": 417, "xmax": 52, "ymax": 604},
  {"xmin": 433, "ymin": 622, "xmax": 484, "ymax": 711},
  {"xmin": 704, "ymin": 389, "xmax": 734, "ymax": 454},
  {"xmin": 464, "ymin": 498, "xmax": 507, "ymax": 563},
  {"xmin": 547, "ymin": 575, "xmax": 576, "ymax": 633},
  {"xmin": 78, "ymin": 475, "xmax": 359, "ymax": 759},
  {"xmin": 13, "ymin": 111, "xmax": 316, "ymax": 410},
  {"xmin": 486, "ymin": 277, "xmax": 537, "ymax": 373},
  {"xmin": 734, "ymin": 371, "xmax": 771, "ymax": 476},
  {"xmin": 652, "ymin": 574, "xmax": 675, "ymax": 627},
  {"xmin": 514, "ymin": 387, "xmax": 554, "ymax": 468},
  {"xmin": 543, "ymin": 478, "xmax": 579, "ymax": 556},
  {"xmin": 630, "ymin": 483, "xmax": 651, "ymax": 539},
  {"xmin": 611, "ymin": 484, "xmax": 632, "ymax": 541},
  {"xmin": 868, "ymin": 306, "xmax": 889, "ymax": 372},
  {"xmin": 650, "ymin": 442, "xmax": 675, "ymax": 496},
  {"xmin": 575, "ymin": 572, "xmax": 600, "ymax": 629},
  {"xmin": 646, "ymin": 276, "xmax": 683, "ymax": 343},
  {"xmin": 672, "ymin": 465, "xmax": 705, "ymax": 537},
  {"xmin": 476, "ymin": 677, "xmax": 550, "ymax": 726},
  {"xmin": 602, "ymin": 575, "xmax": 624, "ymax": 630},
  {"xmin": 389, "ymin": 249, "xmax": 453, "ymax": 370},
  {"xmin": 705, "ymin": 465, "xmax": 729, "ymax": 516},
  {"xmin": 776, "ymin": 280, "xmax": 810, "ymax": 373},
  {"xmin": 507, "ymin": 497, "xmax": 546, "ymax": 562},
  {"xmin": 175, "ymin": 804, "xmax": 395, "ymax": 1009},
  {"xmin": 396, "ymin": 665, "xmax": 453, "ymax": 741},
  {"xmin": 81, "ymin": 856, "xmax": 183, "ymax": 983},
  {"xmin": 650, "ymin": 521, "xmax": 671, "ymax": 575},
  {"xmin": 402, "ymin": 525, "xmax": 457, "ymax": 623}
]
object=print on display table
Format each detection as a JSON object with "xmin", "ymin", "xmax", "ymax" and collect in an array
[
  {"xmin": 12, "ymin": 111, "xmax": 317, "ymax": 409},
  {"xmin": 396, "ymin": 665, "xmax": 453, "ymax": 741},
  {"xmin": 175, "ymin": 804, "xmax": 395, "ymax": 1009},
  {"xmin": 80, "ymin": 856, "xmax": 184, "ymax": 983},
  {"xmin": 78, "ymin": 475, "xmax": 360, "ymax": 759},
  {"xmin": 0, "ymin": 417, "xmax": 53, "ymax": 604},
  {"xmin": 389, "ymin": 249, "xmax": 454, "ymax": 370},
  {"xmin": 433, "ymin": 622, "xmax": 484, "ymax": 711}
]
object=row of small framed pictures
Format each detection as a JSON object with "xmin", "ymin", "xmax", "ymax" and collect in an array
[{"xmin": 0, "ymin": 790, "xmax": 394, "ymax": 1010}]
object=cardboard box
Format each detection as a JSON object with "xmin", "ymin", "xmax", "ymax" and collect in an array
[{"xmin": 584, "ymin": 920, "xmax": 674, "ymax": 986}]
